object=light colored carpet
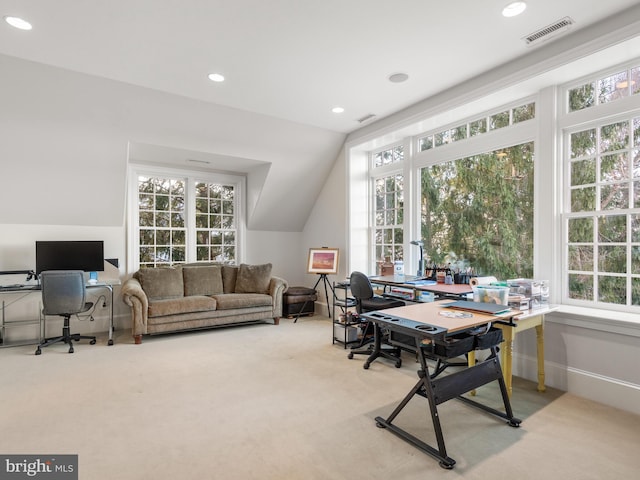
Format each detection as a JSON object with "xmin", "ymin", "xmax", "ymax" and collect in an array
[{"xmin": 1, "ymin": 316, "xmax": 639, "ymax": 480}]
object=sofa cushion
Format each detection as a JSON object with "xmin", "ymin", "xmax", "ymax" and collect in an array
[
  {"xmin": 235, "ymin": 263, "xmax": 272, "ymax": 294},
  {"xmin": 212, "ymin": 293, "xmax": 273, "ymax": 310},
  {"xmin": 222, "ymin": 265, "xmax": 239, "ymax": 293},
  {"xmin": 183, "ymin": 265, "xmax": 223, "ymax": 296},
  {"xmin": 134, "ymin": 267, "xmax": 184, "ymax": 300},
  {"xmin": 148, "ymin": 296, "xmax": 217, "ymax": 318}
]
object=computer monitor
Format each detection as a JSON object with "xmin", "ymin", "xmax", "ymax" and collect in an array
[{"xmin": 35, "ymin": 241, "xmax": 104, "ymax": 275}]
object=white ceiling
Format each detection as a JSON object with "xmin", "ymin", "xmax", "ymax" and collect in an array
[{"xmin": 2, "ymin": 0, "xmax": 639, "ymax": 134}]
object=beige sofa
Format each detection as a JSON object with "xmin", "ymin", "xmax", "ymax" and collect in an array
[{"xmin": 121, "ymin": 263, "xmax": 288, "ymax": 344}]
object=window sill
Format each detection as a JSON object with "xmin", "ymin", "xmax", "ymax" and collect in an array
[{"xmin": 547, "ymin": 305, "xmax": 640, "ymax": 338}]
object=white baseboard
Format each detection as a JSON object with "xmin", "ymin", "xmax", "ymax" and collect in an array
[{"xmin": 514, "ymin": 353, "xmax": 640, "ymax": 416}]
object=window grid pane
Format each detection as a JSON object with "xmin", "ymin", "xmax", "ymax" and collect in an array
[
  {"xmin": 137, "ymin": 176, "xmax": 187, "ymax": 268},
  {"xmin": 136, "ymin": 175, "xmax": 238, "ymax": 268},
  {"xmin": 565, "ymin": 114, "xmax": 640, "ymax": 307},
  {"xmin": 194, "ymin": 181, "xmax": 237, "ymax": 263},
  {"xmin": 374, "ymin": 174, "xmax": 404, "ymax": 263},
  {"xmin": 568, "ymin": 64, "xmax": 640, "ymax": 112},
  {"xmin": 373, "ymin": 145, "xmax": 404, "ymax": 168},
  {"xmin": 417, "ymin": 103, "xmax": 535, "ymax": 152}
]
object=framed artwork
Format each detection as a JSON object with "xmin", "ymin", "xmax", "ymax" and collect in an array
[{"xmin": 307, "ymin": 248, "xmax": 339, "ymax": 274}]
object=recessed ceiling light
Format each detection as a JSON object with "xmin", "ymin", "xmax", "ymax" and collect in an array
[
  {"xmin": 332, "ymin": 106, "xmax": 345, "ymax": 114},
  {"xmin": 208, "ymin": 73, "xmax": 225, "ymax": 82},
  {"xmin": 4, "ymin": 15, "xmax": 32, "ymax": 30},
  {"xmin": 388, "ymin": 73, "xmax": 409, "ymax": 83},
  {"xmin": 502, "ymin": 2, "xmax": 526, "ymax": 17}
]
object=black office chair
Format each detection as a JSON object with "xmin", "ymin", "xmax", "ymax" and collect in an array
[
  {"xmin": 347, "ymin": 271, "xmax": 405, "ymax": 368},
  {"xmin": 35, "ymin": 270, "xmax": 97, "ymax": 355}
]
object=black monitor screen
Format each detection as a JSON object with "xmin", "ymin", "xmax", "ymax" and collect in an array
[{"xmin": 35, "ymin": 241, "xmax": 104, "ymax": 274}]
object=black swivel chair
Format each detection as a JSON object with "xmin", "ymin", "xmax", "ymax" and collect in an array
[
  {"xmin": 347, "ymin": 271, "xmax": 405, "ymax": 368},
  {"xmin": 35, "ymin": 270, "xmax": 97, "ymax": 355}
]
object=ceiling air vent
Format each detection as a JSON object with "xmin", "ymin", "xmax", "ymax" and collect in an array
[
  {"xmin": 523, "ymin": 16, "xmax": 575, "ymax": 45},
  {"xmin": 357, "ymin": 113, "xmax": 377, "ymax": 124}
]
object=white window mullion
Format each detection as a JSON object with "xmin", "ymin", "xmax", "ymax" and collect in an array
[{"xmin": 185, "ymin": 178, "xmax": 196, "ymax": 263}]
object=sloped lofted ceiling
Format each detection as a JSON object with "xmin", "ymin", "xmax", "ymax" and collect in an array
[
  {"xmin": 2, "ymin": 0, "xmax": 639, "ymax": 133},
  {"xmin": 1, "ymin": 1, "xmax": 640, "ymax": 231}
]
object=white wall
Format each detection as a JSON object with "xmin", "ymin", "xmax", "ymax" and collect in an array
[
  {"xmin": 0, "ymin": 54, "xmax": 345, "ymax": 231},
  {"xmin": 300, "ymin": 145, "xmax": 348, "ymax": 315},
  {"xmin": 245, "ymin": 230, "xmax": 302, "ymax": 284},
  {"xmin": 0, "ymin": 53, "xmax": 345, "ymax": 343}
]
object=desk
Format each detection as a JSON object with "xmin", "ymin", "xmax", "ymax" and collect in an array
[
  {"xmin": 491, "ymin": 306, "xmax": 558, "ymax": 396},
  {"xmin": 369, "ymin": 275, "xmax": 472, "ymax": 301},
  {"xmin": 0, "ymin": 281, "xmax": 119, "ymax": 347},
  {"xmin": 361, "ymin": 301, "xmax": 520, "ymax": 469},
  {"xmin": 371, "ymin": 275, "xmax": 555, "ymax": 397}
]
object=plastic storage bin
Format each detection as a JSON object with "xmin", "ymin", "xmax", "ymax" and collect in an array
[{"xmin": 472, "ymin": 285, "xmax": 509, "ymax": 305}]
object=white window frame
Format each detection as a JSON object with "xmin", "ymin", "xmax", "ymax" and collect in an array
[
  {"xmin": 558, "ymin": 59, "xmax": 640, "ymax": 312},
  {"xmin": 370, "ymin": 142, "xmax": 405, "ymax": 269},
  {"xmin": 352, "ymin": 98, "xmax": 538, "ymax": 277},
  {"xmin": 127, "ymin": 164, "xmax": 246, "ymax": 272},
  {"xmin": 411, "ymin": 111, "xmax": 537, "ymax": 279}
]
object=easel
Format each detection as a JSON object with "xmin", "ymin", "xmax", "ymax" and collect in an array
[
  {"xmin": 294, "ymin": 247, "xmax": 339, "ymax": 322},
  {"xmin": 314, "ymin": 273, "xmax": 335, "ymax": 318},
  {"xmin": 293, "ymin": 273, "xmax": 335, "ymax": 322}
]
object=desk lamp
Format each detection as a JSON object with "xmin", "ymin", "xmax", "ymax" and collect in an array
[{"xmin": 410, "ymin": 240, "xmax": 424, "ymax": 276}]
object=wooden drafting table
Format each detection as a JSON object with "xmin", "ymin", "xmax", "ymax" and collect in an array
[
  {"xmin": 369, "ymin": 275, "xmax": 556, "ymax": 397},
  {"xmin": 361, "ymin": 301, "xmax": 521, "ymax": 469}
]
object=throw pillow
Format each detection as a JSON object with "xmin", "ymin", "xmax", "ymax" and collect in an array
[
  {"xmin": 234, "ymin": 263, "xmax": 272, "ymax": 294},
  {"xmin": 182, "ymin": 265, "xmax": 223, "ymax": 296},
  {"xmin": 222, "ymin": 265, "xmax": 239, "ymax": 293},
  {"xmin": 134, "ymin": 267, "xmax": 184, "ymax": 300}
]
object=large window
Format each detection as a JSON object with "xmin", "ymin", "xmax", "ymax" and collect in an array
[
  {"xmin": 364, "ymin": 102, "xmax": 536, "ymax": 279},
  {"xmin": 372, "ymin": 143, "xmax": 405, "ymax": 265},
  {"xmin": 374, "ymin": 173, "xmax": 404, "ymax": 263},
  {"xmin": 131, "ymin": 167, "xmax": 242, "ymax": 269},
  {"xmin": 420, "ymin": 143, "xmax": 534, "ymax": 278},
  {"xmin": 195, "ymin": 182, "xmax": 236, "ymax": 263},
  {"xmin": 564, "ymin": 114, "xmax": 640, "ymax": 308},
  {"xmin": 562, "ymin": 60, "xmax": 640, "ymax": 311},
  {"xmin": 138, "ymin": 176, "xmax": 187, "ymax": 266},
  {"xmin": 351, "ymin": 55, "xmax": 640, "ymax": 320}
]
